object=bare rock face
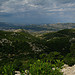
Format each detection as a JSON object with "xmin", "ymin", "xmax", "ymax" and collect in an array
[{"xmin": 61, "ymin": 64, "xmax": 75, "ymax": 75}]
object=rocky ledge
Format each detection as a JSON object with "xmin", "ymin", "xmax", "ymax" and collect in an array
[{"xmin": 61, "ymin": 64, "xmax": 75, "ymax": 75}]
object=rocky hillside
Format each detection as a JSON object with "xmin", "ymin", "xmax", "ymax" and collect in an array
[{"xmin": 0, "ymin": 29, "xmax": 75, "ymax": 75}]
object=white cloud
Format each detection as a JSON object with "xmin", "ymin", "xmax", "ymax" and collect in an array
[
  {"xmin": 67, "ymin": 3, "xmax": 75, "ymax": 7},
  {"xmin": 0, "ymin": 0, "xmax": 36, "ymax": 13},
  {"xmin": 0, "ymin": 0, "xmax": 75, "ymax": 13},
  {"xmin": 0, "ymin": 0, "xmax": 57, "ymax": 13},
  {"xmin": 46, "ymin": 13, "xmax": 56, "ymax": 15},
  {"xmin": 48, "ymin": 8, "xmax": 64, "ymax": 12}
]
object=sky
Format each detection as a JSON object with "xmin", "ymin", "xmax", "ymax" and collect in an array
[{"xmin": 0, "ymin": 0, "xmax": 75, "ymax": 24}]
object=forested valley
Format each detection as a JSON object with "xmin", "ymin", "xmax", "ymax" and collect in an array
[{"xmin": 0, "ymin": 29, "xmax": 75, "ymax": 75}]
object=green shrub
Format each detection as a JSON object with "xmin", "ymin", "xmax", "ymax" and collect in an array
[
  {"xmin": 39, "ymin": 52, "xmax": 64, "ymax": 63},
  {"xmin": 29, "ymin": 59, "xmax": 63, "ymax": 75},
  {"xmin": 13, "ymin": 59, "xmax": 23, "ymax": 71},
  {"xmin": 64, "ymin": 53, "xmax": 75, "ymax": 66},
  {"xmin": 70, "ymin": 43, "xmax": 75, "ymax": 55},
  {"xmin": 21, "ymin": 59, "xmax": 37, "ymax": 71},
  {"xmin": 1, "ymin": 64, "xmax": 15, "ymax": 75},
  {"xmin": 55, "ymin": 60, "xmax": 64, "ymax": 68}
]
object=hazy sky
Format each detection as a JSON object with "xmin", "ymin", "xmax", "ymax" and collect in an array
[{"xmin": 0, "ymin": 0, "xmax": 75, "ymax": 24}]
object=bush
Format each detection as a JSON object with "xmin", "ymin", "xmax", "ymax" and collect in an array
[
  {"xmin": 39, "ymin": 52, "xmax": 64, "ymax": 63},
  {"xmin": 13, "ymin": 59, "xmax": 23, "ymax": 71},
  {"xmin": 29, "ymin": 59, "xmax": 63, "ymax": 75},
  {"xmin": 70, "ymin": 43, "xmax": 75, "ymax": 55},
  {"xmin": 64, "ymin": 53, "xmax": 75, "ymax": 66},
  {"xmin": 1, "ymin": 64, "xmax": 15, "ymax": 75},
  {"xmin": 21, "ymin": 59, "xmax": 37, "ymax": 71}
]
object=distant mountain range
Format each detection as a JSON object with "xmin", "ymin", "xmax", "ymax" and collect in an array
[{"xmin": 0, "ymin": 22, "xmax": 75, "ymax": 32}]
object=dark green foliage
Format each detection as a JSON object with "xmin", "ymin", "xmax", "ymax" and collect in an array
[
  {"xmin": 45, "ymin": 37, "xmax": 70, "ymax": 56},
  {"xmin": 1, "ymin": 64, "xmax": 15, "ymax": 75},
  {"xmin": 64, "ymin": 53, "xmax": 75, "ymax": 66},
  {"xmin": 39, "ymin": 52, "xmax": 63, "ymax": 63},
  {"xmin": 43, "ymin": 29, "xmax": 75, "ymax": 56},
  {"xmin": 0, "ymin": 30, "xmax": 38, "ymax": 58},
  {"xmin": 29, "ymin": 59, "xmax": 63, "ymax": 75},
  {"xmin": 0, "ymin": 28, "xmax": 75, "ymax": 74},
  {"xmin": 57, "ymin": 29, "xmax": 75, "ymax": 37},
  {"xmin": 13, "ymin": 59, "xmax": 23, "ymax": 71},
  {"xmin": 43, "ymin": 32, "xmax": 66, "ymax": 39},
  {"xmin": 70, "ymin": 43, "xmax": 75, "ymax": 55},
  {"xmin": 63, "ymin": 42, "xmax": 75, "ymax": 66},
  {"xmin": 21, "ymin": 59, "xmax": 37, "ymax": 71}
]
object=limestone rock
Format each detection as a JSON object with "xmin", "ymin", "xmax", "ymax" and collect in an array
[{"xmin": 61, "ymin": 64, "xmax": 75, "ymax": 75}]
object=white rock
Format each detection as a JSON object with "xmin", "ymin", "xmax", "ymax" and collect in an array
[
  {"xmin": 61, "ymin": 64, "xmax": 75, "ymax": 75},
  {"xmin": 15, "ymin": 71, "xmax": 21, "ymax": 75},
  {"xmin": 15, "ymin": 74, "xmax": 20, "ymax": 75}
]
